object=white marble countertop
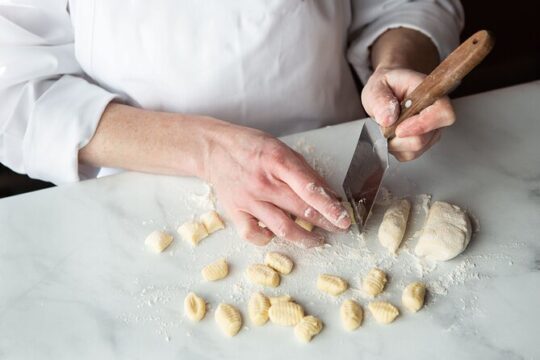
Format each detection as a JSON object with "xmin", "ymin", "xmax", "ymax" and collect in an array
[{"xmin": 1, "ymin": 81, "xmax": 539, "ymax": 360}]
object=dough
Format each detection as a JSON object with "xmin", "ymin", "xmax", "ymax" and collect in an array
[
  {"xmin": 248, "ymin": 292, "xmax": 271, "ymax": 326},
  {"xmin": 200, "ymin": 210, "xmax": 225, "ymax": 234},
  {"xmin": 378, "ymin": 199, "xmax": 411, "ymax": 254},
  {"xmin": 184, "ymin": 292, "xmax": 206, "ymax": 321},
  {"xmin": 264, "ymin": 252, "xmax": 294, "ymax": 275},
  {"xmin": 246, "ymin": 264, "xmax": 280, "ymax": 287},
  {"xmin": 415, "ymin": 201, "xmax": 472, "ymax": 261},
  {"xmin": 201, "ymin": 258, "xmax": 229, "ymax": 281},
  {"xmin": 402, "ymin": 282, "xmax": 426, "ymax": 312},
  {"xmin": 215, "ymin": 303, "xmax": 242, "ymax": 336},
  {"xmin": 177, "ymin": 221, "xmax": 208, "ymax": 246},
  {"xmin": 362, "ymin": 268, "xmax": 387, "ymax": 297},
  {"xmin": 294, "ymin": 315, "xmax": 323, "ymax": 343},
  {"xmin": 268, "ymin": 301, "xmax": 304, "ymax": 326},
  {"xmin": 340, "ymin": 299, "xmax": 363, "ymax": 331},
  {"xmin": 144, "ymin": 230, "xmax": 173, "ymax": 253},
  {"xmin": 294, "ymin": 217, "xmax": 314, "ymax": 232},
  {"xmin": 316, "ymin": 274, "xmax": 349, "ymax": 296},
  {"xmin": 368, "ymin": 302, "xmax": 399, "ymax": 324}
]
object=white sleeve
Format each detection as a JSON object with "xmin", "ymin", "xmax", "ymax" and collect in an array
[
  {"xmin": 347, "ymin": 0, "xmax": 464, "ymax": 84},
  {"xmin": 0, "ymin": 1, "xmax": 119, "ymax": 184}
]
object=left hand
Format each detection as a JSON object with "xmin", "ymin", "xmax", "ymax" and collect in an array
[{"xmin": 361, "ymin": 67, "xmax": 456, "ymax": 161}]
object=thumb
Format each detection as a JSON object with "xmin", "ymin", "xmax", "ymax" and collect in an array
[{"xmin": 361, "ymin": 79, "xmax": 400, "ymax": 127}]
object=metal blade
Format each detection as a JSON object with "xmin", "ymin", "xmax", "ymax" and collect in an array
[{"xmin": 342, "ymin": 119, "xmax": 389, "ymax": 232}]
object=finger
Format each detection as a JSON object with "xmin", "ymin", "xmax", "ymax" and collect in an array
[
  {"xmin": 361, "ymin": 77, "xmax": 400, "ymax": 127},
  {"xmin": 384, "ymin": 69, "xmax": 425, "ymax": 100},
  {"xmin": 262, "ymin": 180, "xmax": 344, "ymax": 233},
  {"xmin": 249, "ymin": 201, "xmax": 325, "ymax": 248},
  {"xmin": 395, "ymin": 97, "xmax": 455, "ymax": 137},
  {"xmin": 392, "ymin": 130, "xmax": 442, "ymax": 162},
  {"xmin": 229, "ymin": 210, "xmax": 274, "ymax": 246},
  {"xmin": 388, "ymin": 130, "xmax": 438, "ymax": 153}
]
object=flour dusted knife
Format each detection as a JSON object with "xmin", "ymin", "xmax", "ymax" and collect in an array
[{"xmin": 343, "ymin": 30, "xmax": 494, "ymax": 231}]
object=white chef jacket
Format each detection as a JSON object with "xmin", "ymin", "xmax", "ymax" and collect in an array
[{"xmin": 0, "ymin": 0, "xmax": 463, "ymax": 184}]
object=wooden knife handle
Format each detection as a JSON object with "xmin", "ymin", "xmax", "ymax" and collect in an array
[{"xmin": 382, "ymin": 30, "xmax": 495, "ymax": 139}]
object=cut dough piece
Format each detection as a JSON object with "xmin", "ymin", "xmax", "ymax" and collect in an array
[
  {"xmin": 264, "ymin": 252, "xmax": 294, "ymax": 275},
  {"xmin": 248, "ymin": 292, "xmax": 271, "ymax": 326},
  {"xmin": 201, "ymin": 258, "xmax": 229, "ymax": 281},
  {"xmin": 378, "ymin": 199, "xmax": 411, "ymax": 254},
  {"xmin": 200, "ymin": 210, "xmax": 225, "ymax": 234},
  {"xmin": 268, "ymin": 301, "xmax": 304, "ymax": 326},
  {"xmin": 294, "ymin": 315, "xmax": 323, "ymax": 343},
  {"xmin": 177, "ymin": 221, "xmax": 208, "ymax": 246},
  {"xmin": 402, "ymin": 282, "xmax": 426, "ymax": 312},
  {"xmin": 215, "ymin": 303, "xmax": 242, "ymax": 336},
  {"xmin": 340, "ymin": 299, "xmax": 363, "ymax": 331},
  {"xmin": 317, "ymin": 274, "xmax": 349, "ymax": 296},
  {"xmin": 269, "ymin": 295, "xmax": 292, "ymax": 305},
  {"xmin": 362, "ymin": 268, "xmax": 388, "ymax": 297},
  {"xmin": 144, "ymin": 230, "xmax": 173, "ymax": 253},
  {"xmin": 184, "ymin": 292, "xmax": 206, "ymax": 321},
  {"xmin": 295, "ymin": 217, "xmax": 314, "ymax": 232},
  {"xmin": 368, "ymin": 302, "xmax": 399, "ymax": 324},
  {"xmin": 246, "ymin": 264, "xmax": 280, "ymax": 287},
  {"xmin": 415, "ymin": 201, "xmax": 472, "ymax": 261}
]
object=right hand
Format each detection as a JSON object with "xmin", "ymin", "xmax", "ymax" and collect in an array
[{"xmin": 200, "ymin": 120, "xmax": 351, "ymax": 248}]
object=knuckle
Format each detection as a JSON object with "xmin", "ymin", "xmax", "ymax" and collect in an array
[
  {"xmin": 264, "ymin": 141, "xmax": 289, "ymax": 166},
  {"xmin": 410, "ymin": 136, "xmax": 427, "ymax": 151}
]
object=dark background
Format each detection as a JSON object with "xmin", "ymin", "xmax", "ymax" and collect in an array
[{"xmin": 1, "ymin": 1, "xmax": 538, "ymax": 198}]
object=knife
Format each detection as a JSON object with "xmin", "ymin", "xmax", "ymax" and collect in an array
[{"xmin": 342, "ymin": 30, "xmax": 495, "ymax": 231}]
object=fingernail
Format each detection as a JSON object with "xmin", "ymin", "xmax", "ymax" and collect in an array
[{"xmin": 332, "ymin": 204, "xmax": 351, "ymax": 228}]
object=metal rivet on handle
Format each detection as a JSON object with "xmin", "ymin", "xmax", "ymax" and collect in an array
[{"xmin": 404, "ymin": 99, "xmax": 412, "ymax": 108}]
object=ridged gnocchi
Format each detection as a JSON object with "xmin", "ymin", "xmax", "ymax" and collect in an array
[
  {"xmin": 201, "ymin": 258, "xmax": 229, "ymax": 281},
  {"xmin": 144, "ymin": 230, "xmax": 173, "ymax": 253},
  {"xmin": 264, "ymin": 252, "xmax": 294, "ymax": 275},
  {"xmin": 317, "ymin": 274, "xmax": 349, "ymax": 296},
  {"xmin": 294, "ymin": 315, "xmax": 323, "ymax": 343},
  {"xmin": 248, "ymin": 292, "xmax": 271, "ymax": 326},
  {"xmin": 378, "ymin": 199, "xmax": 411, "ymax": 254},
  {"xmin": 340, "ymin": 299, "xmax": 363, "ymax": 331},
  {"xmin": 368, "ymin": 302, "xmax": 399, "ymax": 324},
  {"xmin": 402, "ymin": 282, "xmax": 426, "ymax": 312},
  {"xmin": 246, "ymin": 264, "xmax": 281, "ymax": 288},
  {"xmin": 269, "ymin": 294, "xmax": 292, "ymax": 305},
  {"xmin": 184, "ymin": 292, "xmax": 206, "ymax": 322},
  {"xmin": 215, "ymin": 303, "xmax": 242, "ymax": 336},
  {"xmin": 294, "ymin": 217, "xmax": 314, "ymax": 232},
  {"xmin": 200, "ymin": 210, "xmax": 225, "ymax": 234},
  {"xmin": 177, "ymin": 221, "xmax": 208, "ymax": 246},
  {"xmin": 268, "ymin": 301, "xmax": 304, "ymax": 326},
  {"xmin": 363, "ymin": 268, "xmax": 387, "ymax": 296}
]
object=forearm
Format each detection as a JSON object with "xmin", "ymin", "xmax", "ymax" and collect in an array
[
  {"xmin": 370, "ymin": 28, "xmax": 440, "ymax": 73},
  {"xmin": 79, "ymin": 103, "xmax": 227, "ymax": 178}
]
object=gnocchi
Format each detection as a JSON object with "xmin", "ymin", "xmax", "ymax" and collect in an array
[
  {"xmin": 201, "ymin": 258, "xmax": 229, "ymax": 281},
  {"xmin": 340, "ymin": 299, "xmax": 363, "ymax": 331},
  {"xmin": 215, "ymin": 303, "xmax": 242, "ymax": 336},
  {"xmin": 378, "ymin": 199, "xmax": 411, "ymax": 254},
  {"xmin": 184, "ymin": 292, "xmax": 206, "ymax": 322},
  {"xmin": 294, "ymin": 315, "xmax": 323, "ymax": 343},
  {"xmin": 363, "ymin": 268, "xmax": 387, "ymax": 296},
  {"xmin": 368, "ymin": 302, "xmax": 399, "ymax": 324},
  {"xmin": 248, "ymin": 292, "xmax": 271, "ymax": 326},
  {"xmin": 268, "ymin": 301, "xmax": 304, "ymax": 326},
  {"xmin": 294, "ymin": 217, "xmax": 314, "ymax": 232},
  {"xmin": 177, "ymin": 221, "xmax": 208, "ymax": 246},
  {"xmin": 246, "ymin": 264, "xmax": 280, "ymax": 288},
  {"xmin": 317, "ymin": 274, "xmax": 349, "ymax": 296},
  {"xmin": 200, "ymin": 210, "xmax": 225, "ymax": 234},
  {"xmin": 264, "ymin": 252, "xmax": 294, "ymax": 275},
  {"xmin": 269, "ymin": 294, "xmax": 292, "ymax": 305},
  {"xmin": 144, "ymin": 230, "xmax": 173, "ymax": 253},
  {"xmin": 402, "ymin": 282, "xmax": 426, "ymax": 312}
]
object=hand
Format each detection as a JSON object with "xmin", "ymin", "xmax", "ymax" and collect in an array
[
  {"xmin": 201, "ymin": 121, "xmax": 351, "ymax": 248},
  {"xmin": 361, "ymin": 67, "xmax": 456, "ymax": 161}
]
